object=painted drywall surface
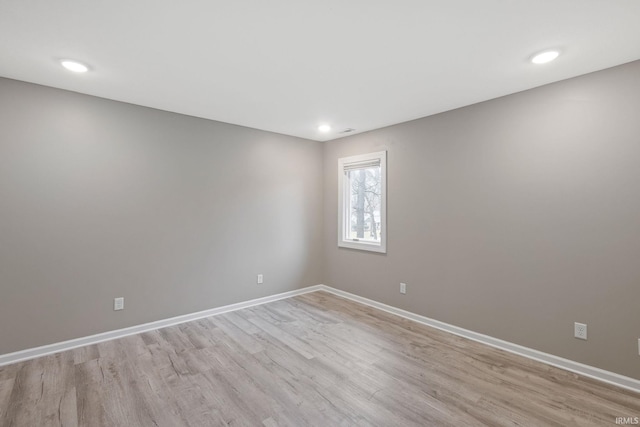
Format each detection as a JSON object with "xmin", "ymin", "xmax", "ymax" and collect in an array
[
  {"xmin": 323, "ymin": 60, "xmax": 640, "ymax": 380},
  {"xmin": 0, "ymin": 78, "xmax": 323, "ymax": 354}
]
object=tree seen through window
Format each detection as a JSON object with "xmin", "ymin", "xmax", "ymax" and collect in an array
[{"xmin": 348, "ymin": 166, "xmax": 381, "ymax": 242}]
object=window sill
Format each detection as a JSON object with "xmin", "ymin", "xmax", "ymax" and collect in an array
[{"xmin": 338, "ymin": 240, "xmax": 386, "ymax": 253}]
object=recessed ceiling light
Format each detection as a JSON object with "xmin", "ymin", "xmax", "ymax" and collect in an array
[
  {"xmin": 60, "ymin": 60, "xmax": 89, "ymax": 73},
  {"xmin": 318, "ymin": 124, "xmax": 331, "ymax": 133},
  {"xmin": 531, "ymin": 50, "xmax": 560, "ymax": 64}
]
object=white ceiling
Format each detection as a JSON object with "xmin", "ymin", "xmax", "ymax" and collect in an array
[{"xmin": 1, "ymin": 1, "xmax": 639, "ymax": 141}]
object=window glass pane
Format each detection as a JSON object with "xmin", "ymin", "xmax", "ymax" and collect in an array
[{"xmin": 346, "ymin": 166, "xmax": 382, "ymax": 243}]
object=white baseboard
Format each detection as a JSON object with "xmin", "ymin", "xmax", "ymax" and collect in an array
[
  {"xmin": 2, "ymin": 283, "xmax": 638, "ymax": 394},
  {"xmin": 0, "ymin": 285, "xmax": 324, "ymax": 367},
  {"xmin": 317, "ymin": 285, "xmax": 640, "ymax": 394}
]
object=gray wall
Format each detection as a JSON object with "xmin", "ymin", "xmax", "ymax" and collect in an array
[
  {"xmin": 324, "ymin": 60, "xmax": 640, "ymax": 380},
  {"xmin": 0, "ymin": 78, "xmax": 323, "ymax": 355}
]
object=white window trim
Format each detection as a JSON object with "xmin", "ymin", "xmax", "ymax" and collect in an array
[{"xmin": 338, "ymin": 151, "xmax": 387, "ymax": 253}]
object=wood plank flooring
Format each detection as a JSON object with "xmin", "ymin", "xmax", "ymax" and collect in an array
[{"xmin": 0, "ymin": 291, "xmax": 638, "ymax": 426}]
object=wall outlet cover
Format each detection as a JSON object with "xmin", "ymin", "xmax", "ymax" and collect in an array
[
  {"xmin": 574, "ymin": 322, "xmax": 587, "ymax": 340},
  {"xmin": 114, "ymin": 297, "xmax": 124, "ymax": 311}
]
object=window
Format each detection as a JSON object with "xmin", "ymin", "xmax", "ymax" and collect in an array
[{"xmin": 338, "ymin": 151, "xmax": 386, "ymax": 253}]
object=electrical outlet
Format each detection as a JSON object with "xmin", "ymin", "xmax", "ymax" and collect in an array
[
  {"xmin": 574, "ymin": 322, "xmax": 587, "ymax": 340},
  {"xmin": 400, "ymin": 282, "xmax": 407, "ymax": 294},
  {"xmin": 114, "ymin": 297, "xmax": 124, "ymax": 311},
  {"xmin": 257, "ymin": 274, "xmax": 263, "ymax": 284},
  {"xmin": 637, "ymin": 339, "xmax": 640, "ymax": 356}
]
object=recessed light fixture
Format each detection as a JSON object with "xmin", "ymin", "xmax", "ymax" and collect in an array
[
  {"xmin": 531, "ymin": 50, "xmax": 560, "ymax": 65},
  {"xmin": 318, "ymin": 124, "xmax": 331, "ymax": 133},
  {"xmin": 60, "ymin": 59, "xmax": 89, "ymax": 73}
]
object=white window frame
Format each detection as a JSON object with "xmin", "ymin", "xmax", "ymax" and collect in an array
[{"xmin": 338, "ymin": 151, "xmax": 387, "ymax": 253}]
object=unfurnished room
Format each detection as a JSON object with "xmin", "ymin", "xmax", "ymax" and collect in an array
[{"xmin": 1, "ymin": 1, "xmax": 640, "ymax": 426}]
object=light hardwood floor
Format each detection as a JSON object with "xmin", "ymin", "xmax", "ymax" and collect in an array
[{"xmin": 1, "ymin": 291, "xmax": 638, "ymax": 426}]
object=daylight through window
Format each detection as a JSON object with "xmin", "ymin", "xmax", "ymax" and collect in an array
[{"xmin": 338, "ymin": 151, "xmax": 386, "ymax": 253}]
